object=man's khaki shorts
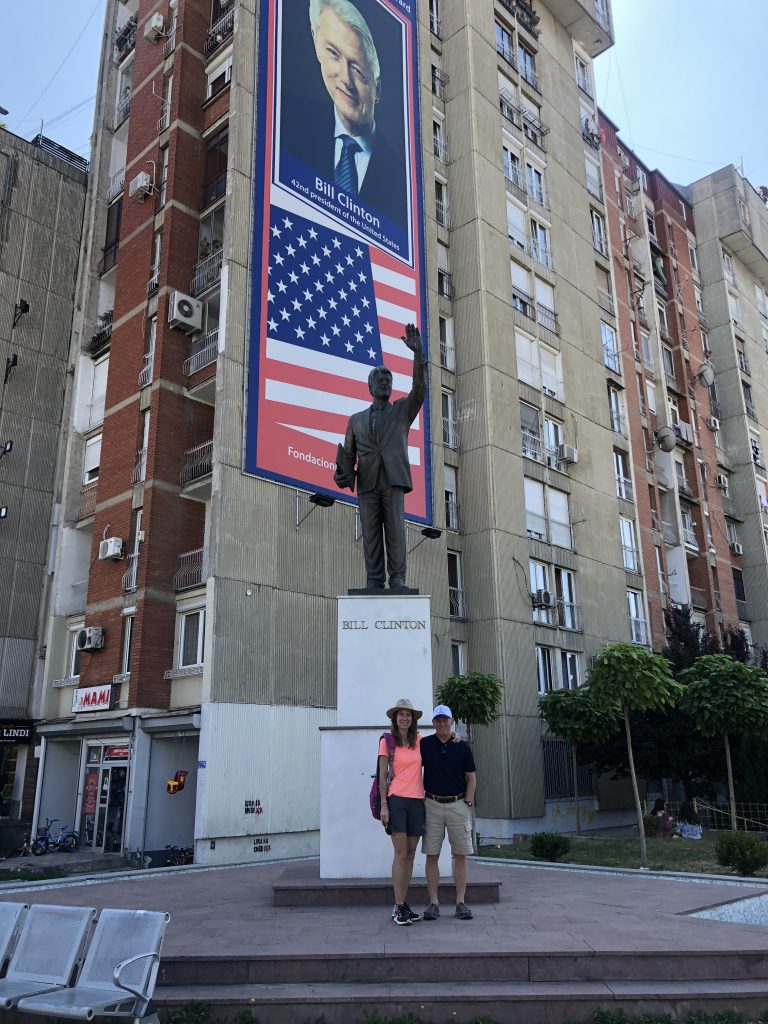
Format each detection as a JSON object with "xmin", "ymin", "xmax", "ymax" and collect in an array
[{"xmin": 422, "ymin": 798, "xmax": 473, "ymax": 856}]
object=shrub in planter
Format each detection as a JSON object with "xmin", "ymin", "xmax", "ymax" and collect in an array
[
  {"xmin": 715, "ymin": 831, "xmax": 768, "ymax": 876},
  {"xmin": 529, "ymin": 831, "xmax": 571, "ymax": 861},
  {"xmin": 643, "ymin": 813, "xmax": 660, "ymax": 837}
]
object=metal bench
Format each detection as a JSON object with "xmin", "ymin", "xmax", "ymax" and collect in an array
[
  {"xmin": 17, "ymin": 908, "xmax": 169, "ymax": 1023},
  {"xmin": 0, "ymin": 903, "xmax": 27, "ymax": 971},
  {"xmin": 0, "ymin": 904, "xmax": 95, "ymax": 1008}
]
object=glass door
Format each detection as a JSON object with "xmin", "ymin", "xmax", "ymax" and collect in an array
[{"xmin": 78, "ymin": 744, "xmax": 129, "ymax": 852}]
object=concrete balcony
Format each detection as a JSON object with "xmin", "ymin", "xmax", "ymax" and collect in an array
[
  {"xmin": 183, "ymin": 329, "xmax": 218, "ymax": 377},
  {"xmin": 539, "ymin": 0, "xmax": 613, "ymax": 56},
  {"xmin": 173, "ymin": 547, "xmax": 209, "ymax": 591},
  {"xmin": 204, "ymin": 7, "xmax": 234, "ymax": 57},
  {"xmin": 106, "ymin": 167, "xmax": 125, "ymax": 202},
  {"xmin": 60, "ymin": 580, "xmax": 88, "ymax": 619},
  {"xmin": 78, "ymin": 483, "xmax": 97, "ymax": 520}
]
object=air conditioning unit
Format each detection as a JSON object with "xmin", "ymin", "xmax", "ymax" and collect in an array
[
  {"xmin": 730, "ymin": 541, "xmax": 744, "ymax": 556},
  {"xmin": 144, "ymin": 12, "xmax": 165, "ymax": 41},
  {"xmin": 557, "ymin": 444, "xmax": 579, "ymax": 465},
  {"xmin": 76, "ymin": 626, "xmax": 105, "ymax": 652},
  {"xmin": 533, "ymin": 589, "xmax": 554, "ymax": 609},
  {"xmin": 98, "ymin": 537, "xmax": 124, "ymax": 561},
  {"xmin": 716, "ymin": 474, "xmax": 729, "ymax": 490},
  {"xmin": 128, "ymin": 171, "xmax": 153, "ymax": 199},
  {"xmin": 707, "ymin": 416, "xmax": 721, "ymax": 431},
  {"xmin": 168, "ymin": 291, "xmax": 203, "ymax": 333}
]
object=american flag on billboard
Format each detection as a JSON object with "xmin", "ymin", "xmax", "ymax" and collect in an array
[{"xmin": 254, "ymin": 205, "xmax": 427, "ymax": 515}]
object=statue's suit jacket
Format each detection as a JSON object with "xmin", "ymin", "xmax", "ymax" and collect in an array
[{"xmin": 341, "ymin": 352, "xmax": 426, "ymax": 494}]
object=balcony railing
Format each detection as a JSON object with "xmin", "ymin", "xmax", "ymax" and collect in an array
[
  {"xmin": 745, "ymin": 399, "xmax": 758, "ymax": 422},
  {"xmin": 439, "ymin": 338, "xmax": 455, "ymax": 371},
  {"xmin": 630, "ymin": 616, "xmax": 649, "ymax": 646},
  {"xmin": 696, "ymin": 309, "xmax": 709, "ymax": 330},
  {"xmin": 78, "ymin": 483, "xmax": 97, "ymax": 519},
  {"xmin": 616, "ymin": 475, "xmax": 633, "ymax": 502},
  {"xmin": 106, "ymin": 167, "xmax": 125, "ymax": 202},
  {"xmin": 60, "ymin": 580, "xmax": 88, "ymax": 619},
  {"xmin": 183, "ymin": 329, "xmax": 219, "ymax": 376},
  {"xmin": 436, "ymin": 200, "xmax": 451, "ymax": 228},
  {"xmin": 690, "ymin": 586, "xmax": 708, "ymax": 610},
  {"xmin": 622, "ymin": 545, "xmax": 640, "ymax": 573},
  {"xmin": 202, "ymin": 170, "xmax": 227, "ymax": 209},
  {"xmin": 531, "ymin": 240, "xmax": 554, "ymax": 270},
  {"xmin": 204, "ymin": 7, "xmax": 234, "ymax": 56},
  {"xmin": 180, "ymin": 440, "xmax": 213, "ymax": 485},
  {"xmin": 661, "ymin": 520, "xmax": 677, "ymax": 545},
  {"xmin": 527, "ymin": 179, "xmax": 548, "ymax": 208},
  {"xmin": 139, "ymin": 348, "xmax": 155, "ymax": 388},
  {"xmin": 431, "ymin": 67, "xmax": 448, "ymax": 101},
  {"xmin": 737, "ymin": 598, "xmax": 750, "ymax": 621},
  {"xmin": 157, "ymin": 102, "xmax": 170, "ymax": 134},
  {"xmin": 500, "ymin": 92, "xmax": 523, "ymax": 130},
  {"xmin": 512, "ymin": 285, "xmax": 535, "ymax": 321},
  {"xmin": 433, "ymin": 136, "xmax": 449, "ymax": 163},
  {"xmin": 113, "ymin": 90, "xmax": 132, "ymax": 131},
  {"xmin": 682, "ymin": 525, "xmax": 698, "ymax": 549},
  {"xmin": 449, "ymin": 586, "xmax": 466, "ymax": 619},
  {"xmin": 98, "ymin": 241, "xmax": 119, "ymax": 276},
  {"xmin": 496, "ymin": 40, "xmax": 516, "ymax": 69},
  {"xmin": 445, "ymin": 496, "xmax": 461, "ymax": 532},
  {"xmin": 592, "ymin": 232, "xmax": 609, "ymax": 258},
  {"xmin": 521, "ymin": 428, "xmax": 543, "ymax": 462},
  {"xmin": 536, "ymin": 302, "xmax": 560, "ymax": 335},
  {"xmin": 132, "ymin": 447, "xmax": 147, "ymax": 484},
  {"xmin": 147, "ymin": 264, "xmax": 160, "ymax": 295},
  {"xmin": 173, "ymin": 547, "xmax": 209, "ymax": 591},
  {"xmin": 89, "ymin": 321, "xmax": 112, "ymax": 355},
  {"xmin": 429, "ymin": 10, "xmax": 442, "ymax": 38},
  {"xmin": 505, "ymin": 166, "xmax": 526, "ymax": 201},
  {"xmin": 442, "ymin": 418, "xmax": 459, "ymax": 450},
  {"xmin": 191, "ymin": 248, "xmax": 223, "ymax": 296},
  {"xmin": 114, "ymin": 16, "xmax": 137, "ymax": 62},
  {"xmin": 557, "ymin": 599, "xmax": 582, "ymax": 631},
  {"xmin": 520, "ymin": 65, "xmax": 540, "ymax": 92},
  {"xmin": 597, "ymin": 287, "xmax": 614, "ymax": 315},
  {"xmin": 437, "ymin": 269, "xmax": 453, "ymax": 299},
  {"xmin": 163, "ymin": 25, "xmax": 176, "ymax": 57},
  {"xmin": 586, "ymin": 177, "xmax": 603, "ymax": 202},
  {"xmin": 122, "ymin": 552, "xmax": 138, "ymax": 593}
]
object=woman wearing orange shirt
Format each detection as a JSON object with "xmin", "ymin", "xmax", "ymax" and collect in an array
[{"xmin": 379, "ymin": 698, "xmax": 425, "ymax": 926}]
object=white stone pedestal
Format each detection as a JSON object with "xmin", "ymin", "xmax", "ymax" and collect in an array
[{"xmin": 320, "ymin": 594, "xmax": 451, "ymax": 879}]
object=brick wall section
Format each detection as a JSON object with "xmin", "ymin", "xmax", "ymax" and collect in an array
[
  {"xmin": 80, "ymin": 0, "xmax": 227, "ymax": 713},
  {"xmin": 599, "ymin": 111, "xmax": 740, "ymax": 652}
]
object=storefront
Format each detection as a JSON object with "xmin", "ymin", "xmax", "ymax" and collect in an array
[
  {"xmin": 79, "ymin": 742, "xmax": 129, "ymax": 852},
  {"xmin": 0, "ymin": 720, "xmax": 34, "ymax": 820}
]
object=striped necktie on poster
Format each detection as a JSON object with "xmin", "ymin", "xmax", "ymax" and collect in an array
[{"xmin": 335, "ymin": 135, "xmax": 361, "ymax": 196}]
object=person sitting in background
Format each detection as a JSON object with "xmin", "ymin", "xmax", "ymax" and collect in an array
[
  {"xmin": 677, "ymin": 800, "xmax": 703, "ymax": 840},
  {"xmin": 650, "ymin": 797, "xmax": 675, "ymax": 838}
]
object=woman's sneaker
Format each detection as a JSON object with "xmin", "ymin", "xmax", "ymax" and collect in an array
[
  {"xmin": 393, "ymin": 904, "xmax": 412, "ymax": 926},
  {"xmin": 402, "ymin": 903, "xmax": 421, "ymax": 922}
]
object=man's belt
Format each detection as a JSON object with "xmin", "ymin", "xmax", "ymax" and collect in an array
[{"xmin": 425, "ymin": 792, "xmax": 465, "ymax": 804}]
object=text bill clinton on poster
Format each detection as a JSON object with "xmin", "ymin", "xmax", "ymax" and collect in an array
[{"xmin": 245, "ymin": 0, "xmax": 431, "ymax": 523}]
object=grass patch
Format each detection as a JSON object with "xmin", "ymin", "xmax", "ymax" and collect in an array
[
  {"xmin": 0, "ymin": 864, "xmax": 69, "ymax": 882},
  {"xmin": 478, "ymin": 835, "xmax": 755, "ymax": 876}
]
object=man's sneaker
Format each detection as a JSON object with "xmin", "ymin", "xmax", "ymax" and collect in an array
[
  {"xmin": 455, "ymin": 902, "xmax": 473, "ymax": 920},
  {"xmin": 393, "ymin": 904, "xmax": 412, "ymax": 926},
  {"xmin": 402, "ymin": 903, "xmax": 421, "ymax": 922},
  {"xmin": 422, "ymin": 902, "xmax": 440, "ymax": 921}
]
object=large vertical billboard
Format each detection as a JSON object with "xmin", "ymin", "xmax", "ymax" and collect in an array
[{"xmin": 245, "ymin": 0, "xmax": 431, "ymax": 523}]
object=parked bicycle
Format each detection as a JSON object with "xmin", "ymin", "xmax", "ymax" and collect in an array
[
  {"xmin": 165, "ymin": 844, "xmax": 193, "ymax": 866},
  {"xmin": 32, "ymin": 818, "xmax": 79, "ymax": 856},
  {"xmin": 3, "ymin": 834, "xmax": 34, "ymax": 859}
]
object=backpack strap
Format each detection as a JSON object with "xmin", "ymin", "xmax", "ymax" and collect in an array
[{"xmin": 381, "ymin": 732, "xmax": 396, "ymax": 786}]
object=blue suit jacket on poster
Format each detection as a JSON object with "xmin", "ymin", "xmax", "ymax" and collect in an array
[{"xmin": 281, "ymin": 94, "xmax": 408, "ymax": 230}]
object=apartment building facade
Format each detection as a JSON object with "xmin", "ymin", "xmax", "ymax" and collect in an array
[
  {"xmin": 34, "ymin": 0, "xmax": 709, "ymax": 863},
  {"xmin": 0, "ymin": 131, "xmax": 87, "ymax": 822}
]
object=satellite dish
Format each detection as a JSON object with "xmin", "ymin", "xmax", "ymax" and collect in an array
[{"xmin": 656, "ymin": 426, "xmax": 677, "ymax": 453}]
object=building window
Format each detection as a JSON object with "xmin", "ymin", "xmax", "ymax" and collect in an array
[
  {"xmin": 448, "ymin": 551, "xmax": 465, "ymax": 618},
  {"xmin": 601, "ymin": 321, "xmax": 619, "ymax": 373},
  {"xmin": 68, "ymin": 625, "xmax": 84, "ymax": 679},
  {"xmin": 591, "ymin": 210, "xmax": 607, "ymax": 256},
  {"xmin": 608, "ymin": 386, "xmax": 625, "ymax": 436},
  {"xmin": 525, "ymin": 482, "xmax": 575, "ymax": 549},
  {"xmin": 121, "ymin": 615, "xmax": 134, "ymax": 675},
  {"xmin": 544, "ymin": 416, "xmax": 562, "ymax": 463},
  {"xmin": 442, "ymin": 390, "xmax": 458, "ymax": 448},
  {"xmin": 158, "ymin": 146, "xmax": 169, "ymax": 208},
  {"xmin": 530, "ymin": 219, "xmax": 552, "ymax": 268},
  {"xmin": 179, "ymin": 609, "xmax": 205, "ymax": 668},
  {"xmin": 561, "ymin": 651, "xmax": 580, "ymax": 690},
  {"xmin": 495, "ymin": 22, "xmax": 514, "ymax": 65},
  {"xmin": 744, "ymin": 382, "xmax": 757, "ymax": 420},
  {"xmin": 83, "ymin": 435, "xmax": 102, "ymax": 484},
  {"xmin": 207, "ymin": 52, "xmax": 233, "ymax": 99},
  {"xmin": 444, "ymin": 465, "xmax": 459, "ymax": 531},
  {"xmin": 511, "ymin": 262, "xmax": 535, "ymax": 319},
  {"xmin": 439, "ymin": 315, "xmax": 455, "ymax": 370},
  {"xmin": 518, "ymin": 43, "xmax": 538, "ymax": 90},
  {"xmin": 526, "ymin": 162, "xmax": 546, "ymax": 206},
  {"xmin": 203, "ymin": 124, "xmax": 228, "ymax": 206},
  {"xmin": 689, "ymin": 245, "xmax": 698, "ymax": 274},
  {"xmin": 645, "ymin": 210, "xmax": 656, "ymax": 240},
  {"xmin": 575, "ymin": 54, "xmax": 590, "ymax": 94},
  {"xmin": 516, "ymin": 332, "xmax": 564, "ymax": 401},
  {"xmin": 451, "ymin": 641, "xmax": 467, "ymax": 677},
  {"xmin": 627, "ymin": 589, "xmax": 647, "ymax": 645},
  {"xmin": 524, "ymin": 478, "xmax": 546, "ymax": 541},
  {"xmin": 536, "ymin": 645, "xmax": 554, "ymax": 695},
  {"xmin": 620, "ymin": 516, "xmax": 639, "ymax": 572},
  {"xmin": 555, "ymin": 567, "xmax": 578, "ymax": 629},
  {"xmin": 530, "ymin": 560, "xmax": 551, "ymax": 625},
  {"xmin": 614, "ymin": 448, "xmax": 632, "ymax": 501},
  {"xmin": 520, "ymin": 402, "xmax": 541, "ymax": 461},
  {"xmin": 503, "ymin": 144, "xmax": 521, "ymax": 187},
  {"xmin": 549, "ymin": 487, "xmax": 572, "ymax": 548},
  {"xmin": 507, "ymin": 199, "xmax": 526, "ymax": 249},
  {"xmin": 723, "ymin": 250, "xmax": 735, "ymax": 285}
]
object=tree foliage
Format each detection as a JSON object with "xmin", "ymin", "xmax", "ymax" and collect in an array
[
  {"xmin": 679, "ymin": 655, "xmax": 768, "ymax": 738},
  {"xmin": 538, "ymin": 687, "xmax": 620, "ymax": 746},
  {"xmin": 436, "ymin": 672, "xmax": 503, "ymax": 729},
  {"xmin": 588, "ymin": 643, "xmax": 682, "ymax": 713}
]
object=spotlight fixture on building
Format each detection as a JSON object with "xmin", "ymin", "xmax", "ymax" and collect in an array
[
  {"xmin": 12, "ymin": 300, "xmax": 29, "ymax": 329},
  {"xmin": 408, "ymin": 526, "xmax": 442, "ymax": 553},
  {"xmin": 0, "ymin": 439, "xmax": 12, "ymax": 461},
  {"xmin": 296, "ymin": 490, "xmax": 336, "ymax": 530},
  {"xmin": 0, "ymin": 507, "xmax": 7, "ymax": 520}
]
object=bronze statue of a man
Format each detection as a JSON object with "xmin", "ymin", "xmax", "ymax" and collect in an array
[{"xmin": 334, "ymin": 324, "xmax": 426, "ymax": 590}]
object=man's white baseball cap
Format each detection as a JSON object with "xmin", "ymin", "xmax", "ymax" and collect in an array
[{"xmin": 432, "ymin": 704, "xmax": 453, "ymax": 719}]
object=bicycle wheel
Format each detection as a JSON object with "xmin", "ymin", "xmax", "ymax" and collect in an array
[
  {"xmin": 64, "ymin": 834, "xmax": 79, "ymax": 851},
  {"xmin": 32, "ymin": 839, "xmax": 47, "ymax": 856}
]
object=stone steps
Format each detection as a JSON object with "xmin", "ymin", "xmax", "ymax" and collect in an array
[{"xmin": 153, "ymin": 978, "xmax": 768, "ymax": 1024}]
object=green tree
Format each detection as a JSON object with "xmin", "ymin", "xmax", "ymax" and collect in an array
[
  {"xmin": 436, "ymin": 672, "xmax": 503, "ymax": 748},
  {"xmin": 538, "ymin": 687, "xmax": 620, "ymax": 834},
  {"xmin": 588, "ymin": 643, "xmax": 682, "ymax": 868},
  {"xmin": 679, "ymin": 654, "xmax": 768, "ymax": 830}
]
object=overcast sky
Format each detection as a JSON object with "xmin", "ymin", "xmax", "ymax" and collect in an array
[{"xmin": 2, "ymin": 0, "xmax": 766, "ymax": 191}]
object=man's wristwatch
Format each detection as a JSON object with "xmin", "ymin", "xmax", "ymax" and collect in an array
[{"xmin": 464, "ymin": 799, "xmax": 473, "ymax": 807}]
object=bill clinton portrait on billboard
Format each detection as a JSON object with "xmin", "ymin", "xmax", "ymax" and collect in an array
[
  {"xmin": 277, "ymin": 0, "xmax": 412, "ymax": 261},
  {"xmin": 246, "ymin": 0, "xmax": 430, "ymax": 524}
]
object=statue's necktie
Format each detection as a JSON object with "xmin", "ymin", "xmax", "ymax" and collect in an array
[{"xmin": 335, "ymin": 135, "xmax": 361, "ymax": 196}]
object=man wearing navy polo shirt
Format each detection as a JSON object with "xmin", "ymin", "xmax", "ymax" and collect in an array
[{"xmin": 420, "ymin": 704, "xmax": 476, "ymax": 920}]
